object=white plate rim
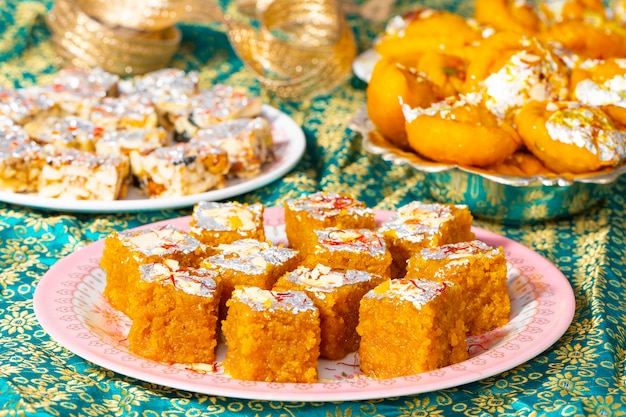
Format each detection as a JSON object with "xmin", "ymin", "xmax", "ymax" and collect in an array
[
  {"xmin": 0, "ymin": 105, "xmax": 306, "ymax": 213},
  {"xmin": 33, "ymin": 208, "xmax": 576, "ymax": 401}
]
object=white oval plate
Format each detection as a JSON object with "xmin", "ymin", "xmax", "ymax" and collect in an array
[
  {"xmin": 0, "ymin": 105, "xmax": 305, "ymax": 213},
  {"xmin": 34, "ymin": 208, "xmax": 576, "ymax": 402}
]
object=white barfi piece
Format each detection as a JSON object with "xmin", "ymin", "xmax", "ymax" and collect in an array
[
  {"xmin": 172, "ymin": 84, "xmax": 263, "ymax": 141},
  {"xmin": 90, "ymin": 96, "xmax": 158, "ymax": 131},
  {"xmin": 192, "ymin": 117, "xmax": 272, "ymax": 178},
  {"xmin": 119, "ymin": 68, "xmax": 199, "ymax": 131},
  {"xmin": 118, "ymin": 68, "xmax": 199, "ymax": 97},
  {"xmin": 39, "ymin": 149, "xmax": 130, "ymax": 200},
  {"xmin": 52, "ymin": 67, "xmax": 119, "ymax": 97},
  {"xmin": 95, "ymin": 127, "xmax": 168, "ymax": 157},
  {"xmin": 0, "ymin": 115, "xmax": 15, "ymax": 131},
  {"xmin": 0, "ymin": 126, "xmax": 48, "ymax": 192},
  {"xmin": 130, "ymin": 141, "xmax": 230, "ymax": 198},
  {"xmin": 24, "ymin": 116, "xmax": 105, "ymax": 152},
  {"xmin": 39, "ymin": 83, "xmax": 103, "ymax": 120},
  {"xmin": 0, "ymin": 87, "xmax": 56, "ymax": 124}
]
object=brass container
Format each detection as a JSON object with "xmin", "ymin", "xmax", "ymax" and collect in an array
[
  {"xmin": 350, "ymin": 108, "xmax": 626, "ymax": 224},
  {"xmin": 47, "ymin": 0, "xmax": 182, "ymax": 75},
  {"xmin": 225, "ymin": 0, "xmax": 356, "ymax": 99}
]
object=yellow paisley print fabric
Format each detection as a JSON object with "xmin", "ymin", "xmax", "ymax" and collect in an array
[{"xmin": 1, "ymin": 0, "xmax": 625, "ymax": 416}]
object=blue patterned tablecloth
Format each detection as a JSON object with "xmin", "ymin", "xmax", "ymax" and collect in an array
[{"xmin": 1, "ymin": 0, "xmax": 625, "ymax": 415}]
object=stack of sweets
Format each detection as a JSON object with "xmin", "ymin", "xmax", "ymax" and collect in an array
[
  {"xmin": 100, "ymin": 224, "xmax": 210, "ymax": 315},
  {"xmin": 379, "ymin": 201, "xmax": 475, "ymax": 277},
  {"xmin": 200, "ymin": 239, "xmax": 300, "ymax": 320},
  {"xmin": 284, "ymin": 191, "xmax": 377, "ymax": 251},
  {"xmin": 95, "ymin": 192, "xmax": 514, "ymax": 383},
  {"xmin": 0, "ymin": 67, "xmax": 274, "ymax": 200}
]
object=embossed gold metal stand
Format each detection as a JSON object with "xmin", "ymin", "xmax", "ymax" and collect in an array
[
  {"xmin": 46, "ymin": 0, "xmax": 191, "ymax": 75},
  {"xmin": 46, "ymin": 0, "xmax": 356, "ymax": 100},
  {"xmin": 225, "ymin": 0, "xmax": 356, "ymax": 100}
]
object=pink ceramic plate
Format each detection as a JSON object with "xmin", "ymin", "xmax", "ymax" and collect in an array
[{"xmin": 34, "ymin": 208, "xmax": 576, "ymax": 401}]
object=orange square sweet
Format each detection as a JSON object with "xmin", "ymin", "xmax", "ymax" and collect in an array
[
  {"xmin": 189, "ymin": 201, "xmax": 265, "ymax": 245},
  {"xmin": 274, "ymin": 264, "xmax": 386, "ymax": 359},
  {"xmin": 126, "ymin": 260, "xmax": 221, "ymax": 364},
  {"xmin": 379, "ymin": 202, "xmax": 475, "ymax": 277},
  {"xmin": 100, "ymin": 225, "xmax": 209, "ymax": 315},
  {"xmin": 299, "ymin": 227, "xmax": 392, "ymax": 278},
  {"xmin": 406, "ymin": 239, "xmax": 510, "ymax": 335},
  {"xmin": 284, "ymin": 192, "xmax": 376, "ymax": 251},
  {"xmin": 200, "ymin": 238, "xmax": 300, "ymax": 320},
  {"xmin": 357, "ymin": 278, "xmax": 468, "ymax": 379},
  {"xmin": 222, "ymin": 286, "xmax": 320, "ymax": 382}
]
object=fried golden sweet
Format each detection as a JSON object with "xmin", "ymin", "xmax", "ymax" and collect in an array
[
  {"xmin": 474, "ymin": 0, "xmax": 540, "ymax": 34},
  {"xmin": 600, "ymin": 105, "xmax": 626, "ymax": 130},
  {"xmin": 540, "ymin": 19, "xmax": 626, "ymax": 59},
  {"xmin": 366, "ymin": 58, "xmax": 437, "ymax": 149},
  {"xmin": 403, "ymin": 94, "xmax": 521, "ymax": 167},
  {"xmin": 571, "ymin": 58, "xmax": 626, "ymax": 127},
  {"xmin": 374, "ymin": 9, "xmax": 481, "ymax": 65},
  {"xmin": 414, "ymin": 51, "xmax": 468, "ymax": 99},
  {"xmin": 538, "ymin": 0, "xmax": 606, "ymax": 23},
  {"xmin": 515, "ymin": 100, "xmax": 626, "ymax": 173},
  {"xmin": 465, "ymin": 32, "xmax": 570, "ymax": 119}
]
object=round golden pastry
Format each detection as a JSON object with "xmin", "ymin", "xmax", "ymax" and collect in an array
[
  {"xmin": 538, "ymin": 0, "xmax": 606, "ymax": 23},
  {"xmin": 514, "ymin": 100, "xmax": 626, "ymax": 174},
  {"xmin": 539, "ymin": 18, "xmax": 626, "ymax": 60},
  {"xmin": 464, "ymin": 32, "xmax": 570, "ymax": 119},
  {"xmin": 474, "ymin": 0, "xmax": 540, "ymax": 35},
  {"xmin": 403, "ymin": 94, "xmax": 521, "ymax": 167},
  {"xmin": 414, "ymin": 51, "xmax": 468, "ymax": 99},
  {"xmin": 571, "ymin": 57, "xmax": 626, "ymax": 127},
  {"xmin": 373, "ymin": 8, "xmax": 482, "ymax": 67},
  {"xmin": 366, "ymin": 58, "xmax": 437, "ymax": 149}
]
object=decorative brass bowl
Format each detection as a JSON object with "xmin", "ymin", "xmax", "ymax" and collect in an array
[
  {"xmin": 225, "ymin": 0, "xmax": 356, "ymax": 100},
  {"xmin": 76, "ymin": 0, "xmax": 213, "ymax": 32},
  {"xmin": 47, "ymin": 0, "xmax": 182, "ymax": 75},
  {"xmin": 350, "ymin": 107, "xmax": 626, "ymax": 224}
]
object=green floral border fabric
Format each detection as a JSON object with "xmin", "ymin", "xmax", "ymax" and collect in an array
[{"xmin": 1, "ymin": 0, "xmax": 626, "ymax": 416}]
